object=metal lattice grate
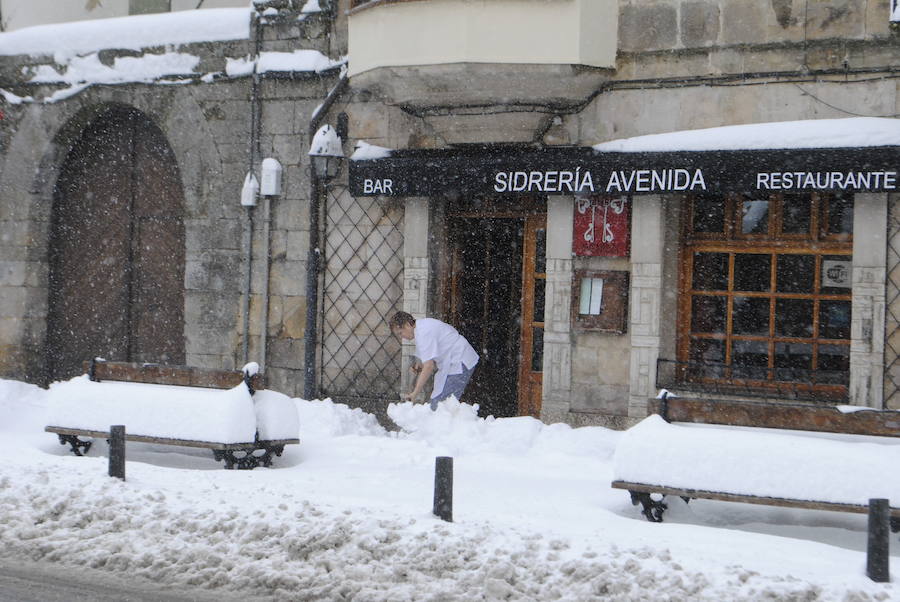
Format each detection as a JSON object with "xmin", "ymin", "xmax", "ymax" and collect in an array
[
  {"xmin": 885, "ymin": 196, "xmax": 900, "ymax": 408},
  {"xmin": 319, "ymin": 186, "xmax": 404, "ymax": 405}
]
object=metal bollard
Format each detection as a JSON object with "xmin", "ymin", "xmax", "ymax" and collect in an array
[
  {"xmin": 433, "ymin": 456, "xmax": 453, "ymax": 522},
  {"xmin": 866, "ymin": 498, "xmax": 890, "ymax": 583},
  {"xmin": 108, "ymin": 425, "xmax": 126, "ymax": 480}
]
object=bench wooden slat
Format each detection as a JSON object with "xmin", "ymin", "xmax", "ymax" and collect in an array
[
  {"xmin": 649, "ymin": 397, "xmax": 900, "ymax": 438},
  {"xmin": 612, "ymin": 480, "xmax": 900, "ymax": 518},
  {"xmin": 83, "ymin": 360, "xmax": 265, "ymax": 391},
  {"xmin": 46, "ymin": 426, "xmax": 298, "ymax": 451}
]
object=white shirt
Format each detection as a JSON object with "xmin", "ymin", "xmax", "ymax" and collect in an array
[{"xmin": 414, "ymin": 318, "xmax": 479, "ymax": 399}]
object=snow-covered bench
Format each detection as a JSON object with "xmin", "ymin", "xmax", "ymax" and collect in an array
[
  {"xmin": 45, "ymin": 360, "xmax": 300, "ymax": 469},
  {"xmin": 612, "ymin": 395, "xmax": 900, "ymax": 530}
]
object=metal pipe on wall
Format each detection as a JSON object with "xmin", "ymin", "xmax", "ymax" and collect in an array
[{"xmin": 241, "ymin": 11, "xmax": 263, "ymax": 365}]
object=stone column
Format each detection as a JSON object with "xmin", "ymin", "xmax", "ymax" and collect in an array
[
  {"xmin": 541, "ymin": 196, "xmax": 574, "ymax": 424},
  {"xmin": 401, "ymin": 197, "xmax": 429, "ymax": 394},
  {"xmin": 628, "ymin": 195, "xmax": 664, "ymax": 419},
  {"xmin": 850, "ymin": 193, "xmax": 887, "ymax": 408}
]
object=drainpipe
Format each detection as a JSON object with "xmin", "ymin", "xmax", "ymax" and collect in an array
[
  {"xmin": 241, "ymin": 11, "xmax": 264, "ymax": 365},
  {"xmin": 304, "ymin": 73, "xmax": 348, "ymax": 400}
]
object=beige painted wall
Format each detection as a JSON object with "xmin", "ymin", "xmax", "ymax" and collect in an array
[{"xmin": 348, "ymin": 0, "xmax": 618, "ymax": 76}]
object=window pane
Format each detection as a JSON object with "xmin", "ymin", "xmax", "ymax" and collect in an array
[
  {"xmin": 689, "ymin": 338, "xmax": 725, "ymax": 378},
  {"xmin": 692, "ymin": 195, "xmax": 725, "ymax": 233},
  {"xmin": 530, "ymin": 327, "xmax": 543, "ymax": 373},
  {"xmin": 774, "ymin": 342, "xmax": 812, "ymax": 381},
  {"xmin": 819, "ymin": 300, "xmax": 851, "ymax": 339},
  {"xmin": 535, "ymin": 228, "xmax": 546, "ymax": 274},
  {"xmin": 825, "ymin": 193, "xmax": 854, "ymax": 235},
  {"xmin": 775, "ymin": 299, "xmax": 814, "ymax": 337},
  {"xmin": 691, "ymin": 295, "xmax": 727, "ymax": 333},
  {"xmin": 533, "ymin": 279, "xmax": 546, "ymax": 321},
  {"xmin": 817, "ymin": 344, "xmax": 849, "ymax": 384},
  {"xmin": 692, "ymin": 252, "xmax": 728, "ymax": 291},
  {"xmin": 732, "ymin": 340, "xmax": 768, "ymax": 380},
  {"xmin": 740, "ymin": 196, "xmax": 769, "ymax": 234},
  {"xmin": 732, "ymin": 297, "xmax": 769, "ymax": 335},
  {"xmin": 776, "ymin": 254, "xmax": 815, "ymax": 293},
  {"xmin": 781, "ymin": 194, "xmax": 811, "ymax": 234},
  {"xmin": 734, "ymin": 254, "xmax": 770, "ymax": 292}
]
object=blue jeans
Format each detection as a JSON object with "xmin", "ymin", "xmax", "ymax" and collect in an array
[{"xmin": 430, "ymin": 364, "xmax": 476, "ymax": 410}]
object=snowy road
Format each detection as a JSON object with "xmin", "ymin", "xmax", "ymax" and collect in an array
[{"xmin": 0, "ymin": 559, "xmax": 256, "ymax": 602}]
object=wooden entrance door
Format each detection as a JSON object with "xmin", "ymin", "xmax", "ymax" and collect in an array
[
  {"xmin": 518, "ymin": 215, "xmax": 546, "ymax": 418},
  {"xmin": 47, "ymin": 107, "xmax": 185, "ymax": 381},
  {"xmin": 445, "ymin": 206, "xmax": 546, "ymax": 418},
  {"xmin": 447, "ymin": 218, "xmax": 523, "ymax": 417}
]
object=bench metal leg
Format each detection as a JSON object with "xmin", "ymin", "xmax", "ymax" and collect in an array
[
  {"xmin": 212, "ymin": 443, "xmax": 286, "ymax": 470},
  {"xmin": 629, "ymin": 491, "xmax": 668, "ymax": 522},
  {"xmin": 57, "ymin": 434, "xmax": 92, "ymax": 456}
]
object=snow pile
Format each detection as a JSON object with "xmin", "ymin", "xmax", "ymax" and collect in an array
[
  {"xmin": 0, "ymin": 462, "xmax": 838, "ymax": 601},
  {"xmin": 1, "ymin": 379, "xmax": 898, "ymax": 600},
  {"xmin": 294, "ymin": 397, "xmax": 386, "ymax": 439},
  {"xmin": 614, "ymin": 415, "xmax": 900, "ymax": 505},
  {"xmin": 0, "ymin": 8, "xmax": 251, "ymax": 57},
  {"xmin": 46, "ymin": 376, "xmax": 258, "ymax": 443},
  {"xmin": 593, "ymin": 117, "xmax": 900, "ymax": 152},
  {"xmin": 389, "ymin": 397, "xmax": 618, "ymax": 460},
  {"xmin": 252, "ymin": 390, "xmax": 301, "ymax": 441}
]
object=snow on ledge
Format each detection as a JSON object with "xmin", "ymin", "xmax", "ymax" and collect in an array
[
  {"xmin": 593, "ymin": 117, "xmax": 900, "ymax": 153},
  {"xmin": 29, "ymin": 52, "xmax": 200, "ymax": 85},
  {"xmin": 350, "ymin": 141, "xmax": 394, "ymax": 161},
  {"xmin": 0, "ymin": 8, "xmax": 251, "ymax": 58}
]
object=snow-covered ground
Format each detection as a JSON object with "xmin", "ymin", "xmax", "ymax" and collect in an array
[{"xmin": 1, "ymin": 378, "xmax": 897, "ymax": 601}]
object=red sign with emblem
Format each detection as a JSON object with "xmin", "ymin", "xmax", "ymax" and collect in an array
[{"xmin": 573, "ymin": 195, "xmax": 630, "ymax": 257}]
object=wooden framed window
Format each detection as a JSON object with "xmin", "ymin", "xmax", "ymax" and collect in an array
[{"xmin": 678, "ymin": 192, "xmax": 852, "ymax": 400}]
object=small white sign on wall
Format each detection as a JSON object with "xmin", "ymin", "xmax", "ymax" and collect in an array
[
  {"xmin": 822, "ymin": 260, "xmax": 852, "ymax": 288},
  {"xmin": 579, "ymin": 277, "xmax": 604, "ymax": 315}
]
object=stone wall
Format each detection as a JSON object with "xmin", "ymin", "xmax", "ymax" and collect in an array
[
  {"xmin": 618, "ymin": 0, "xmax": 894, "ymax": 53},
  {"xmin": 0, "ymin": 6, "xmax": 342, "ymax": 391}
]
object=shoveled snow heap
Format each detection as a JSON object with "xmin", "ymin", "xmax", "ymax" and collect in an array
[{"xmin": 0, "ymin": 380, "xmax": 897, "ymax": 601}]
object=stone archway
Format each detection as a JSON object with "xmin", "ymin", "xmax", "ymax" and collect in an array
[{"xmin": 46, "ymin": 105, "xmax": 185, "ymax": 381}]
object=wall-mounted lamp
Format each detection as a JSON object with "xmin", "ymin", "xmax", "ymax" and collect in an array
[
  {"xmin": 241, "ymin": 171, "xmax": 260, "ymax": 207},
  {"xmin": 260, "ymin": 157, "xmax": 282, "ymax": 196},
  {"xmin": 308, "ymin": 124, "xmax": 344, "ymax": 182}
]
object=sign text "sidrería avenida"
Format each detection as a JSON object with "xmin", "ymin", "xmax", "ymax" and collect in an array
[{"xmin": 494, "ymin": 168, "xmax": 707, "ymax": 194}]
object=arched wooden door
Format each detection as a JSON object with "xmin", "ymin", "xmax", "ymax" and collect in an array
[{"xmin": 46, "ymin": 107, "xmax": 185, "ymax": 381}]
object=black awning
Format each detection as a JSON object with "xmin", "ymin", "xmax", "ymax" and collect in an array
[{"xmin": 348, "ymin": 145, "xmax": 899, "ymax": 197}]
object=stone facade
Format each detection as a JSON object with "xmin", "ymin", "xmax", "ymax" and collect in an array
[
  {"xmin": 1, "ymin": 0, "xmax": 899, "ymax": 428},
  {"xmin": 0, "ymin": 5, "xmax": 342, "ymax": 398}
]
